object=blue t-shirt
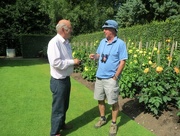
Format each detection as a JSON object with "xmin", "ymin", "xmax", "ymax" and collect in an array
[{"xmin": 96, "ymin": 36, "xmax": 128, "ymax": 78}]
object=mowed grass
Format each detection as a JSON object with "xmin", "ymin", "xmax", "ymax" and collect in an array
[{"xmin": 0, "ymin": 59, "xmax": 156, "ymax": 136}]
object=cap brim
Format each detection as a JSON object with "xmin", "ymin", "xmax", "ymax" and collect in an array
[
  {"xmin": 102, "ymin": 25, "xmax": 118, "ymax": 31},
  {"xmin": 102, "ymin": 25, "xmax": 113, "ymax": 28}
]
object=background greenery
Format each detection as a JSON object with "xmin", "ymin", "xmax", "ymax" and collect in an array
[
  {"xmin": 19, "ymin": 34, "xmax": 53, "ymax": 58},
  {"xmin": 0, "ymin": 0, "xmax": 179, "ymax": 119},
  {"xmin": 0, "ymin": 59, "xmax": 155, "ymax": 136},
  {"xmin": 1, "ymin": 19, "xmax": 178, "ymax": 58},
  {"xmin": 71, "ymin": 19, "xmax": 180, "ymax": 44},
  {"xmin": 0, "ymin": 0, "xmax": 180, "ymax": 56},
  {"xmin": 72, "ymin": 36, "xmax": 180, "ymax": 116}
]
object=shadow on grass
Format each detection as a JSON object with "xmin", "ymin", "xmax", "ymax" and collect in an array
[
  {"xmin": 61, "ymin": 105, "xmax": 131, "ymax": 135},
  {"xmin": 0, "ymin": 58, "xmax": 48, "ymax": 67}
]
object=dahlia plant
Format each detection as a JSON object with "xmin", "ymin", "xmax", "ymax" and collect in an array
[
  {"xmin": 120, "ymin": 40, "xmax": 180, "ymax": 115},
  {"xmin": 72, "ymin": 39, "xmax": 180, "ymax": 116}
]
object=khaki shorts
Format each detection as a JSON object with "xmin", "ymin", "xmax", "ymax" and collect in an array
[{"xmin": 94, "ymin": 77, "xmax": 119, "ymax": 104}]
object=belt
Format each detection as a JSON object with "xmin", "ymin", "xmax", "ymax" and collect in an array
[
  {"xmin": 97, "ymin": 77, "xmax": 112, "ymax": 80},
  {"xmin": 52, "ymin": 76, "xmax": 70, "ymax": 80},
  {"xmin": 97, "ymin": 77, "xmax": 102, "ymax": 80}
]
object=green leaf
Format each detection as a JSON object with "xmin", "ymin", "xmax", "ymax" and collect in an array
[{"xmin": 163, "ymin": 96, "xmax": 171, "ymax": 103}]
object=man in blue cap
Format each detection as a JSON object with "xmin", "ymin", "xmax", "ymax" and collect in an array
[{"xmin": 89, "ymin": 20, "xmax": 128, "ymax": 136}]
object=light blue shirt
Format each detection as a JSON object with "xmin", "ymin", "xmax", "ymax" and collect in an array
[
  {"xmin": 47, "ymin": 34, "xmax": 74, "ymax": 79},
  {"xmin": 96, "ymin": 36, "xmax": 128, "ymax": 78}
]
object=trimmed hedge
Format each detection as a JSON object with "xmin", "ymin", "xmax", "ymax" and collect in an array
[
  {"xmin": 20, "ymin": 34, "xmax": 53, "ymax": 58},
  {"xmin": 9, "ymin": 19, "xmax": 179, "ymax": 58},
  {"xmin": 71, "ymin": 19, "xmax": 180, "ymax": 47}
]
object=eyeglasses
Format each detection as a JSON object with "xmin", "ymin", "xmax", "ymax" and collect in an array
[
  {"xmin": 101, "ymin": 54, "xmax": 108, "ymax": 63},
  {"xmin": 63, "ymin": 25, "xmax": 71, "ymax": 31}
]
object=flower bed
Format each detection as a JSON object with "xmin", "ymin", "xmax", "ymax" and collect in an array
[{"xmin": 72, "ymin": 39, "xmax": 180, "ymax": 116}]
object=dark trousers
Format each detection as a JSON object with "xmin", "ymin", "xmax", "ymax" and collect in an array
[{"xmin": 50, "ymin": 76, "xmax": 71, "ymax": 136}]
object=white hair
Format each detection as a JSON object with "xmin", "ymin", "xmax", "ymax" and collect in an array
[{"xmin": 56, "ymin": 23, "xmax": 68, "ymax": 32}]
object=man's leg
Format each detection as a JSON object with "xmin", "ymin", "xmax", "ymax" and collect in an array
[
  {"xmin": 112, "ymin": 102, "xmax": 119, "ymax": 122},
  {"xmin": 109, "ymin": 102, "xmax": 119, "ymax": 136},
  {"xmin": 50, "ymin": 77, "xmax": 67, "ymax": 136},
  {"xmin": 98, "ymin": 100, "xmax": 106, "ymax": 117},
  {"xmin": 94, "ymin": 78, "xmax": 107, "ymax": 128},
  {"xmin": 94, "ymin": 100, "xmax": 107, "ymax": 128}
]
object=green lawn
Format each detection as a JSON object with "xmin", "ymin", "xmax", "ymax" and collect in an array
[{"xmin": 0, "ymin": 59, "xmax": 156, "ymax": 136}]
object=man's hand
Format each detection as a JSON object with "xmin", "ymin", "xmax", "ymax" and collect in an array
[
  {"xmin": 73, "ymin": 59, "xmax": 81, "ymax": 65},
  {"xmin": 89, "ymin": 54, "xmax": 99, "ymax": 60}
]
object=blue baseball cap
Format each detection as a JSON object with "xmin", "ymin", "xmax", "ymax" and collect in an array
[{"xmin": 102, "ymin": 20, "xmax": 118, "ymax": 32}]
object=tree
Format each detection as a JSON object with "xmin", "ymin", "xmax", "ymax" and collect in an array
[
  {"xmin": 115, "ymin": 0, "xmax": 148, "ymax": 27},
  {"xmin": 0, "ymin": 0, "xmax": 52, "ymax": 55},
  {"xmin": 0, "ymin": 1, "xmax": 20, "ymax": 54},
  {"xmin": 15, "ymin": 0, "xmax": 51, "ymax": 34},
  {"xmin": 148, "ymin": 0, "xmax": 180, "ymax": 21},
  {"xmin": 115, "ymin": 0, "xmax": 180, "ymax": 28},
  {"xmin": 42, "ymin": 0, "xmax": 123, "ymax": 35}
]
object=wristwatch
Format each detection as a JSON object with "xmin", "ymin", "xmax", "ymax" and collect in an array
[{"xmin": 114, "ymin": 75, "xmax": 118, "ymax": 80}]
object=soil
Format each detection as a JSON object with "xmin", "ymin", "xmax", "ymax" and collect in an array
[{"xmin": 71, "ymin": 73, "xmax": 180, "ymax": 136}]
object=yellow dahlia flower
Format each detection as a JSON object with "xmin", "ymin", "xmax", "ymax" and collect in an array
[
  {"xmin": 84, "ymin": 67, "xmax": 88, "ymax": 71},
  {"xmin": 144, "ymin": 68, "xmax": 149, "ymax": 73},
  {"xmin": 156, "ymin": 66, "xmax": 163, "ymax": 73},
  {"xmin": 166, "ymin": 39, "xmax": 171, "ymax": 43},
  {"xmin": 157, "ymin": 50, "xmax": 160, "ymax": 54},
  {"xmin": 148, "ymin": 61, "xmax": 153, "ymax": 65},
  {"xmin": 128, "ymin": 49, "xmax": 133, "ymax": 54},
  {"xmin": 153, "ymin": 47, "xmax": 158, "ymax": 51},
  {"xmin": 133, "ymin": 54, "xmax": 137, "ymax": 58},
  {"xmin": 167, "ymin": 56, "xmax": 172, "ymax": 62}
]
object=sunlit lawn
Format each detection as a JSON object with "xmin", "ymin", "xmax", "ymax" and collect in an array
[{"xmin": 0, "ymin": 59, "xmax": 156, "ymax": 136}]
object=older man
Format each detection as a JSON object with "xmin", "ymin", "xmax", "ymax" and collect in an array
[{"xmin": 47, "ymin": 19, "xmax": 81, "ymax": 136}]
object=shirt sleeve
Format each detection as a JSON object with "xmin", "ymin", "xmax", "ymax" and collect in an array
[{"xmin": 119, "ymin": 41, "xmax": 128, "ymax": 61}]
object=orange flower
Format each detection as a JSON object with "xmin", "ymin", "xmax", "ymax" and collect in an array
[
  {"xmin": 174, "ymin": 67, "xmax": 179, "ymax": 74},
  {"xmin": 143, "ymin": 68, "xmax": 149, "ymax": 73},
  {"xmin": 156, "ymin": 66, "xmax": 163, "ymax": 73}
]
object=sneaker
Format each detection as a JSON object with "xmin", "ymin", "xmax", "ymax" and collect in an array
[
  {"xmin": 109, "ymin": 124, "xmax": 117, "ymax": 136},
  {"xmin": 94, "ymin": 118, "xmax": 106, "ymax": 128}
]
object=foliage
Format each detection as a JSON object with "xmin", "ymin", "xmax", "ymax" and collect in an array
[
  {"xmin": 19, "ymin": 34, "xmax": 53, "ymax": 58},
  {"xmin": 72, "ymin": 38, "xmax": 180, "ymax": 116},
  {"xmin": 119, "ymin": 19, "xmax": 180, "ymax": 44},
  {"xmin": 121, "ymin": 40, "xmax": 180, "ymax": 116},
  {"xmin": 116, "ymin": 0, "xmax": 180, "ymax": 28},
  {"xmin": 71, "ymin": 19, "xmax": 180, "ymax": 46},
  {"xmin": 71, "ymin": 19, "xmax": 180, "ymax": 116},
  {"xmin": 1, "ymin": 0, "xmax": 180, "ymax": 56},
  {"xmin": 0, "ymin": 0, "xmax": 51, "ymax": 56},
  {"xmin": 42, "ymin": 0, "xmax": 121, "ymax": 35},
  {"xmin": 0, "ymin": 3, "xmax": 19, "ymax": 50},
  {"xmin": 115, "ymin": 0, "xmax": 149, "ymax": 27},
  {"xmin": 15, "ymin": 0, "xmax": 51, "ymax": 34},
  {"xmin": 148, "ymin": 0, "xmax": 180, "ymax": 21},
  {"xmin": 72, "ymin": 40, "xmax": 98, "ymax": 81}
]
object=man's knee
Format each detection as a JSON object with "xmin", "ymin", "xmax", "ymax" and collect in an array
[{"xmin": 112, "ymin": 102, "xmax": 119, "ymax": 110}]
